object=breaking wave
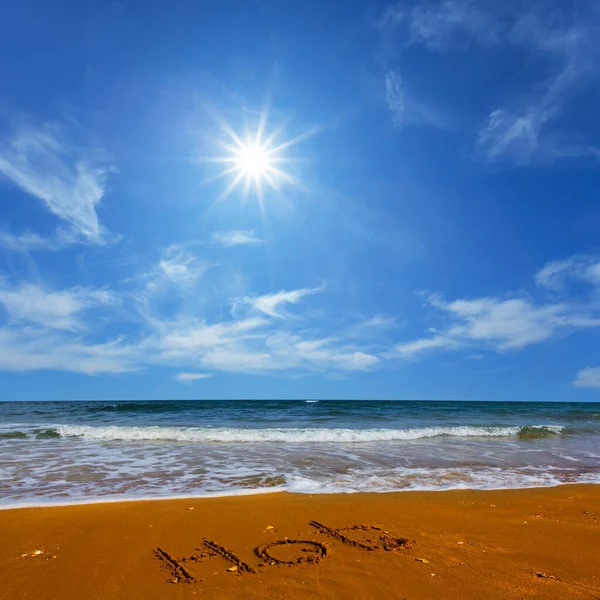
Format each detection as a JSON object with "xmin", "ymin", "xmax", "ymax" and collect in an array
[{"xmin": 51, "ymin": 424, "xmax": 565, "ymax": 443}]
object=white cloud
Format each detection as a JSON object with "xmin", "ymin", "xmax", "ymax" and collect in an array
[
  {"xmin": 0, "ymin": 122, "xmax": 114, "ymax": 244},
  {"xmin": 535, "ymin": 255, "xmax": 600, "ymax": 290},
  {"xmin": 158, "ymin": 249, "xmax": 208, "ymax": 286},
  {"xmin": 200, "ymin": 348, "xmax": 283, "ymax": 373},
  {"xmin": 211, "ymin": 230, "xmax": 264, "ymax": 246},
  {"xmin": 442, "ymin": 297, "xmax": 566, "ymax": 349},
  {"xmin": 384, "ymin": 70, "xmax": 448, "ymax": 129},
  {"xmin": 335, "ymin": 351, "xmax": 380, "ymax": 370},
  {"xmin": 244, "ymin": 286, "xmax": 323, "ymax": 319},
  {"xmin": 478, "ymin": 9, "xmax": 600, "ymax": 163},
  {"xmin": 366, "ymin": 315, "xmax": 396, "ymax": 327},
  {"xmin": 1, "ymin": 248, "xmax": 599, "ymax": 382},
  {"xmin": 381, "ymin": 1, "xmax": 600, "ymax": 163},
  {"xmin": 396, "ymin": 335, "xmax": 457, "ymax": 357},
  {"xmin": 157, "ymin": 317, "xmax": 268, "ymax": 357},
  {"xmin": 0, "ymin": 246, "xmax": 382, "ymax": 378},
  {"xmin": 0, "ymin": 279, "xmax": 115, "ymax": 331},
  {"xmin": 293, "ymin": 337, "xmax": 380, "ymax": 371},
  {"xmin": 139, "ymin": 243, "xmax": 216, "ymax": 301},
  {"xmin": 385, "ymin": 71, "xmax": 405, "ymax": 126},
  {"xmin": 478, "ymin": 107, "xmax": 547, "ymax": 164},
  {"xmin": 0, "ymin": 230, "xmax": 65, "ymax": 252},
  {"xmin": 573, "ymin": 367, "xmax": 600, "ymax": 390},
  {"xmin": 152, "ymin": 312, "xmax": 381, "ymax": 376},
  {"xmin": 0, "ymin": 328, "xmax": 139, "ymax": 375},
  {"xmin": 174, "ymin": 372, "xmax": 212, "ymax": 383},
  {"xmin": 409, "ymin": 0, "xmax": 503, "ymax": 49},
  {"xmin": 396, "ymin": 282, "xmax": 600, "ymax": 358}
]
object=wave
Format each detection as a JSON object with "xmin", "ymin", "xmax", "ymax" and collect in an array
[
  {"xmin": 0, "ymin": 431, "xmax": 28, "ymax": 439},
  {"xmin": 51, "ymin": 424, "xmax": 565, "ymax": 443},
  {"xmin": 2, "ymin": 464, "xmax": 598, "ymax": 510},
  {"xmin": 87, "ymin": 401, "xmax": 182, "ymax": 413}
]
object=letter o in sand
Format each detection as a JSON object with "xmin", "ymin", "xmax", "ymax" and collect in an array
[{"xmin": 256, "ymin": 540, "xmax": 327, "ymax": 565}]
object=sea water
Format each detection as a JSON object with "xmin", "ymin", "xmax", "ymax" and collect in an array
[{"xmin": 1, "ymin": 400, "xmax": 599, "ymax": 507}]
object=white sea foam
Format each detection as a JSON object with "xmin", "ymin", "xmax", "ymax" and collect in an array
[
  {"xmin": 2, "ymin": 401, "xmax": 598, "ymax": 509},
  {"xmin": 0, "ymin": 487, "xmax": 285, "ymax": 511},
  {"xmin": 54, "ymin": 424, "xmax": 564, "ymax": 443},
  {"xmin": 285, "ymin": 468, "xmax": 600, "ymax": 494}
]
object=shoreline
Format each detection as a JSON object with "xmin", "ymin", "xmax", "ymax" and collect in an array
[
  {"xmin": 2, "ymin": 480, "xmax": 598, "ymax": 511},
  {"xmin": 2, "ymin": 484, "xmax": 599, "ymax": 599}
]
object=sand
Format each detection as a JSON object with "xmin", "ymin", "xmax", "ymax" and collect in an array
[{"xmin": 1, "ymin": 485, "xmax": 599, "ymax": 600}]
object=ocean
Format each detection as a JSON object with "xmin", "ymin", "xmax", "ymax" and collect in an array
[{"xmin": 1, "ymin": 400, "xmax": 600, "ymax": 507}]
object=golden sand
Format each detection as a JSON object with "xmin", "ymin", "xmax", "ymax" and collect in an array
[{"xmin": 1, "ymin": 485, "xmax": 599, "ymax": 599}]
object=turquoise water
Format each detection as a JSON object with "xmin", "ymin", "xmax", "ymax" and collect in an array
[{"xmin": 1, "ymin": 400, "xmax": 599, "ymax": 506}]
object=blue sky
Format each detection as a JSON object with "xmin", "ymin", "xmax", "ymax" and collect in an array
[{"xmin": 1, "ymin": 0, "xmax": 600, "ymax": 401}]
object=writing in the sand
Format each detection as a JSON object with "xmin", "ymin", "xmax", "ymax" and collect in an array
[{"xmin": 154, "ymin": 520, "xmax": 413, "ymax": 584}]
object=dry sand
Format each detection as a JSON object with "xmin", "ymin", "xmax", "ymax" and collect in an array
[{"xmin": 1, "ymin": 485, "xmax": 599, "ymax": 600}]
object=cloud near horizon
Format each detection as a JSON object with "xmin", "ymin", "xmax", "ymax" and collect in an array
[
  {"xmin": 0, "ymin": 246, "xmax": 383, "ymax": 377},
  {"xmin": 174, "ymin": 372, "xmax": 213, "ymax": 383},
  {"xmin": 395, "ymin": 255, "xmax": 600, "ymax": 359},
  {"xmin": 0, "ymin": 245, "xmax": 598, "ymax": 388},
  {"xmin": 574, "ymin": 367, "xmax": 600, "ymax": 390}
]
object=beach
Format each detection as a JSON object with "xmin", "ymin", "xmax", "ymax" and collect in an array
[
  {"xmin": 3, "ymin": 401, "xmax": 600, "ymax": 503},
  {"xmin": 2, "ymin": 400, "xmax": 600, "ymax": 598},
  {"xmin": 1, "ymin": 485, "xmax": 599, "ymax": 600}
]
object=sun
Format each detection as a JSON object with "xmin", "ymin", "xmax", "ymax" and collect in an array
[
  {"xmin": 215, "ymin": 126, "xmax": 291, "ymax": 200},
  {"xmin": 235, "ymin": 143, "xmax": 272, "ymax": 178},
  {"xmin": 202, "ymin": 109, "xmax": 316, "ymax": 208}
]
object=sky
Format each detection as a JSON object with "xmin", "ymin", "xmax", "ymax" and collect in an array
[{"xmin": 1, "ymin": 0, "xmax": 600, "ymax": 401}]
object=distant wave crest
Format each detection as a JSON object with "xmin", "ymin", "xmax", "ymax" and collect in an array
[{"xmin": 51, "ymin": 424, "xmax": 565, "ymax": 443}]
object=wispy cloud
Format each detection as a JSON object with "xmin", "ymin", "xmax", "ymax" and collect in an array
[
  {"xmin": 479, "ymin": 7, "xmax": 600, "ymax": 163},
  {"xmin": 478, "ymin": 107, "xmax": 548, "ymax": 164},
  {"xmin": 0, "ymin": 122, "xmax": 115, "ymax": 244},
  {"xmin": 384, "ymin": 70, "xmax": 448, "ymax": 129},
  {"xmin": 385, "ymin": 71, "xmax": 405, "ymax": 126},
  {"xmin": 0, "ymin": 230, "xmax": 65, "ymax": 252},
  {"xmin": 0, "ymin": 328, "xmax": 139, "ymax": 375},
  {"xmin": 396, "ymin": 334, "xmax": 457, "ymax": 358},
  {"xmin": 174, "ymin": 372, "xmax": 212, "ymax": 383},
  {"xmin": 0, "ymin": 266, "xmax": 381, "ymax": 378},
  {"xmin": 200, "ymin": 348, "xmax": 285, "ymax": 373},
  {"xmin": 2, "ymin": 246, "xmax": 598, "ymax": 383},
  {"xmin": 193, "ymin": 333, "xmax": 380, "ymax": 375},
  {"xmin": 243, "ymin": 286, "xmax": 323, "ymax": 319},
  {"xmin": 0, "ymin": 279, "xmax": 116, "ymax": 331},
  {"xmin": 409, "ymin": 0, "xmax": 503, "ymax": 50},
  {"xmin": 156, "ymin": 317, "xmax": 268, "ymax": 357},
  {"xmin": 157, "ymin": 245, "xmax": 212, "ymax": 287},
  {"xmin": 535, "ymin": 255, "xmax": 600, "ymax": 290},
  {"xmin": 211, "ymin": 230, "xmax": 264, "ymax": 247},
  {"xmin": 379, "ymin": 1, "xmax": 600, "ymax": 163},
  {"xmin": 138, "ymin": 243, "xmax": 216, "ymax": 304},
  {"xmin": 365, "ymin": 315, "xmax": 397, "ymax": 328},
  {"xmin": 293, "ymin": 337, "xmax": 380, "ymax": 371},
  {"xmin": 398, "ymin": 294, "xmax": 600, "ymax": 357},
  {"xmin": 573, "ymin": 367, "xmax": 600, "ymax": 390},
  {"xmin": 395, "ymin": 254, "xmax": 600, "ymax": 358}
]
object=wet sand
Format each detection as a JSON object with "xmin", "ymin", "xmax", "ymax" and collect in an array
[{"xmin": 1, "ymin": 485, "xmax": 599, "ymax": 600}]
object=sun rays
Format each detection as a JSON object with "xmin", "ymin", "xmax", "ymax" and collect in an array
[{"xmin": 201, "ymin": 109, "xmax": 315, "ymax": 211}]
